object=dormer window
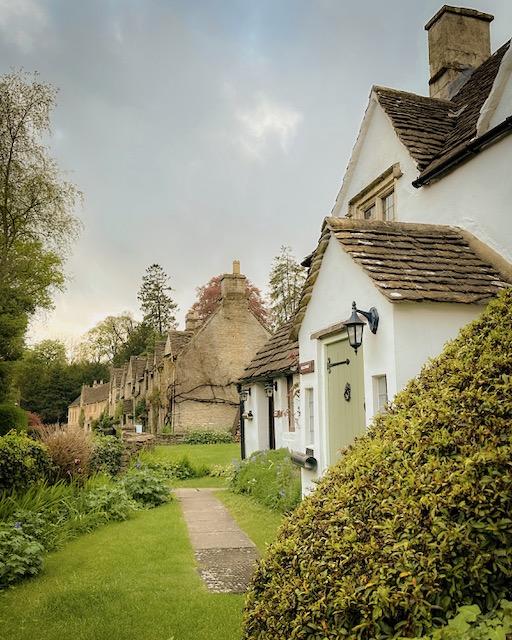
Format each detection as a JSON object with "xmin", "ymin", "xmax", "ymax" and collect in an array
[{"xmin": 348, "ymin": 163, "xmax": 402, "ymax": 221}]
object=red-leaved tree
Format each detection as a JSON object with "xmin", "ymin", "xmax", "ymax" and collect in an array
[{"xmin": 190, "ymin": 275, "xmax": 270, "ymax": 328}]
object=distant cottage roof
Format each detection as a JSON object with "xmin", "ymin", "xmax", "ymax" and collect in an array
[
  {"xmin": 291, "ymin": 218, "xmax": 512, "ymax": 339},
  {"xmin": 240, "ymin": 320, "xmax": 298, "ymax": 383},
  {"xmin": 81, "ymin": 382, "xmax": 109, "ymax": 404},
  {"xmin": 166, "ymin": 330, "xmax": 193, "ymax": 358},
  {"xmin": 374, "ymin": 39, "xmax": 511, "ymax": 183}
]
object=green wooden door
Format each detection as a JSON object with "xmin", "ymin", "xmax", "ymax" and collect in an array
[{"xmin": 326, "ymin": 338, "xmax": 366, "ymax": 465}]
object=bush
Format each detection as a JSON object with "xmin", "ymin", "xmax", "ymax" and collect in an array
[
  {"xmin": 229, "ymin": 448, "xmax": 301, "ymax": 513},
  {"xmin": 183, "ymin": 429, "xmax": 233, "ymax": 444},
  {"xmin": 121, "ymin": 466, "xmax": 171, "ymax": 507},
  {"xmin": 0, "ymin": 404, "xmax": 28, "ymax": 436},
  {"xmin": 0, "ymin": 431, "xmax": 53, "ymax": 493},
  {"xmin": 82, "ymin": 483, "xmax": 136, "ymax": 522},
  {"xmin": 0, "ymin": 522, "xmax": 44, "ymax": 588},
  {"xmin": 39, "ymin": 425, "xmax": 94, "ymax": 480},
  {"xmin": 244, "ymin": 289, "xmax": 512, "ymax": 639},
  {"xmin": 89, "ymin": 435, "xmax": 123, "ymax": 476}
]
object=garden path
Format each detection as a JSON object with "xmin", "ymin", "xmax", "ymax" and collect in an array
[{"xmin": 175, "ymin": 487, "xmax": 260, "ymax": 593}]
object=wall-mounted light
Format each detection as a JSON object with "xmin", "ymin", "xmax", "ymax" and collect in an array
[
  {"xmin": 264, "ymin": 381, "xmax": 277, "ymax": 398},
  {"xmin": 238, "ymin": 388, "xmax": 251, "ymax": 402},
  {"xmin": 344, "ymin": 301, "xmax": 379, "ymax": 353},
  {"xmin": 242, "ymin": 410, "xmax": 253, "ymax": 420}
]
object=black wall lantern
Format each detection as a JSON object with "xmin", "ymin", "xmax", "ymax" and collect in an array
[
  {"xmin": 238, "ymin": 388, "xmax": 251, "ymax": 402},
  {"xmin": 344, "ymin": 301, "xmax": 379, "ymax": 353},
  {"xmin": 264, "ymin": 381, "xmax": 277, "ymax": 397}
]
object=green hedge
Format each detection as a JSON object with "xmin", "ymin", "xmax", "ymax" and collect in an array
[
  {"xmin": 0, "ymin": 404, "xmax": 28, "ymax": 436},
  {"xmin": 0, "ymin": 431, "xmax": 53, "ymax": 493},
  {"xmin": 244, "ymin": 289, "xmax": 512, "ymax": 639}
]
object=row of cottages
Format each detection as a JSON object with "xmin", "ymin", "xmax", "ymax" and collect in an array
[
  {"xmin": 69, "ymin": 262, "xmax": 271, "ymax": 436},
  {"xmin": 68, "ymin": 380, "xmax": 109, "ymax": 430},
  {"xmin": 242, "ymin": 5, "xmax": 512, "ymax": 493}
]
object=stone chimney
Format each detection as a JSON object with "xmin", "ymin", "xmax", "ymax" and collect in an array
[
  {"xmin": 425, "ymin": 5, "xmax": 494, "ymax": 100},
  {"xmin": 185, "ymin": 309, "xmax": 201, "ymax": 332},
  {"xmin": 220, "ymin": 260, "xmax": 247, "ymax": 304}
]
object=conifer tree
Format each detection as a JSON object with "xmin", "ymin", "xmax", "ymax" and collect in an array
[
  {"xmin": 268, "ymin": 246, "xmax": 306, "ymax": 329},
  {"xmin": 137, "ymin": 264, "xmax": 178, "ymax": 335}
]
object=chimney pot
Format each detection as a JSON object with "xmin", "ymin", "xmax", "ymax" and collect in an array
[{"xmin": 425, "ymin": 5, "xmax": 494, "ymax": 100}]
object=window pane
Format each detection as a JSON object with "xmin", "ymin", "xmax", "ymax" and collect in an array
[
  {"xmin": 364, "ymin": 204, "xmax": 376, "ymax": 220},
  {"xmin": 381, "ymin": 192, "xmax": 394, "ymax": 221}
]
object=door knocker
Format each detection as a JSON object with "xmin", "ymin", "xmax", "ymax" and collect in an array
[{"xmin": 344, "ymin": 383, "xmax": 351, "ymax": 402}]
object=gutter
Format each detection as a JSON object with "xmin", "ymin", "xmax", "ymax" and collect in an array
[{"xmin": 413, "ymin": 115, "xmax": 512, "ymax": 188}]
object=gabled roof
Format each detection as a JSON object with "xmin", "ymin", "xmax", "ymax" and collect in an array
[
  {"xmin": 81, "ymin": 382, "xmax": 109, "ymax": 405},
  {"xmin": 166, "ymin": 330, "xmax": 193, "ymax": 358},
  {"xmin": 239, "ymin": 320, "xmax": 298, "ymax": 383},
  {"xmin": 291, "ymin": 218, "xmax": 512, "ymax": 339},
  {"xmin": 375, "ymin": 40, "xmax": 511, "ymax": 184}
]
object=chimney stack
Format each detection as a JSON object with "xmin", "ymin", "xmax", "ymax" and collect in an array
[
  {"xmin": 185, "ymin": 309, "xmax": 201, "ymax": 332},
  {"xmin": 220, "ymin": 260, "xmax": 247, "ymax": 303},
  {"xmin": 425, "ymin": 5, "xmax": 493, "ymax": 100}
]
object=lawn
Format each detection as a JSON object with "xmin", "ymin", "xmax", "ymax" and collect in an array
[{"xmin": 0, "ymin": 444, "xmax": 284, "ymax": 640}]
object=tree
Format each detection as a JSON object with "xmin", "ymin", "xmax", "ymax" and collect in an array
[
  {"xmin": 137, "ymin": 264, "xmax": 178, "ymax": 335},
  {"xmin": 191, "ymin": 275, "xmax": 270, "ymax": 327},
  {"xmin": 267, "ymin": 246, "xmax": 306, "ymax": 329},
  {"xmin": 0, "ymin": 70, "xmax": 82, "ymax": 400},
  {"xmin": 76, "ymin": 312, "xmax": 136, "ymax": 364}
]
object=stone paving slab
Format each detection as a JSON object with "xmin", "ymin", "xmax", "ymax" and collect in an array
[{"xmin": 175, "ymin": 488, "xmax": 259, "ymax": 593}]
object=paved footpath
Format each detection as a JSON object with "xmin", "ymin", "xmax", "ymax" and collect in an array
[{"xmin": 174, "ymin": 488, "xmax": 260, "ymax": 593}]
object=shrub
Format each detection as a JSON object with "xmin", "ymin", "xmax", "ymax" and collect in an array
[
  {"xmin": 183, "ymin": 429, "xmax": 233, "ymax": 444},
  {"xmin": 244, "ymin": 289, "xmax": 512, "ymax": 639},
  {"xmin": 0, "ymin": 404, "xmax": 28, "ymax": 436},
  {"xmin": 0, "ymin": 522, "xmax": 44, "ymax": 588},
  {"xmin": 89, "ymin": 435, "xmax": 123, "ymax": 476},
  {"xmin": 39, "ymin": 425, "xmax": 94, "ymax": 480},
  {"xmin": 82, "ymin": 483, "xmax": 136, "ymax": 522},
  {"xmin": 0, "ymin": 431, "xmax": 53, "ymax": 493},
  {"xmin": 121, "ymin": 466, "xmax": 171, "ymax": 507},
  {"xmin": 229, "ymin": 448, "xmax": 301, "ymax": 513}
]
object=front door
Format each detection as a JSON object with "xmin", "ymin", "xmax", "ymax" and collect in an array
[{"xmin": 326, "ymin": 337, "xmax": 366, "ymax": 465}]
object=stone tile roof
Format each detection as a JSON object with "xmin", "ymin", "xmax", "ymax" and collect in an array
[
  {"xmin": 166, "ymin": 330, "xmax": 193, "ymax": 358},
  {"xmin": 239, "ymin": 321, "xmax": 298, "ymax": 383},
  {"xmin": 291, "ymin": 217, "xmax": 512, "ymax": 339},
  {"xmin": 375, "ymin": 40, "xmax": 511, "ymax": 180},
  {"xmin": 81, "ymin": 382, "xmax": 109, "ymax": 405}
]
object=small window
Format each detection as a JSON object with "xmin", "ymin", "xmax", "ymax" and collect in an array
[
  {"xmin": 373, "ymin": 375, "xmax": 388, "ymax": 415},
  {"xmin": 348, "ymin": 164, "xmax": 402, "ymax": 221},
  {"xmin": 381, "ymin": 192, "xmax": 395, "ymax": 221},
  {"xmin": 305, "ymin": 388, "xmax": 314, "ymax": 444}
]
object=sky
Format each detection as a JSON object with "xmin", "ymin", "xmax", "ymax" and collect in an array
[{"xmin": 1, "ymin": 0, "xmax": 511, "ymax": 346}]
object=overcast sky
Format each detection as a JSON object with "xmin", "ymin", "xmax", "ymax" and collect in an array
[{"xmin": 1, "ymin": 0, "xmax": 511, "ymax": 345}]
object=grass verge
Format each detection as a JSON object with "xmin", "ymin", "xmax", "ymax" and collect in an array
[{"xmin": 0, "ymin": 501, "xmax": 244, "ymax": 640}]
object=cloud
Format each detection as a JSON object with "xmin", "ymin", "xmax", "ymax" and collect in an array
[
  {"xmin": 233, "ymin": 93, "xmax": 303, "ymax": 158},
  {"xmin": 0, "ymin": 0, "xmax": 48, "ymax": 53}
]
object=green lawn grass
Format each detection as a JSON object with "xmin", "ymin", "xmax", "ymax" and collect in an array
[
  {"xmin": 0, "ymin": 500, "xmax": 244, "ymax": 640},
  {"xmin": 0, "ymin": 444, "xmax": 286, "ymax": 640}
]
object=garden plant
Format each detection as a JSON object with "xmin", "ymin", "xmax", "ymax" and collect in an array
[{"xmin": 244, "ymin": 289, "xmax": 512, "ymax": 639}]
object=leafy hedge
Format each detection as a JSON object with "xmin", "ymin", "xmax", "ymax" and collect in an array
[
  {"xmin": 183, "ymin": 429, "xmax": 233, "ymax": 444},
  {"xmin": 0, "ymin": 404, "xmax": 28, "ymax": 436},
  {"xmin": 244, "ymin": 289, "xmax": 512, "ymax": 639},
  {"xmin": 0, "ymin": 431, "xmax": 53, "ymax": 493}
]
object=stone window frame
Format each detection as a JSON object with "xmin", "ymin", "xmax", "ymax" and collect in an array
[{"xmin": 348, "ymin": 163, "xmax": 402, "ymax": 221}]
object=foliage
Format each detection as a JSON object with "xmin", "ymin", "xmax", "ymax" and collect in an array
[
  {"xmin": 0, "ymin": 522, "xmax": 44, "ymax": 588},
  {"xmin": 121, "ymin": 465, "xmax": 171, "ymax": 507},
  {"xmin": 76, "ymin": 312, "xmax": 137, "ymax": 364},
  {"xmin": 89, "ymin": 435, "xmax": 123, "ymax": 476},
  {"xmin": 407, "ymin": 601, "xmax": 512, "ymax": 640},
  {"xmin": 267, "ymin": 245, "xmax": 307, "ymax": 329},
  {"xmin": 244, "ymin": 289, "xmax": 512, "ymax": 640},
  {"xmin": 137, "ymin": 263, "xmax": 178, "ymax": 334},
  {"xmin": 81, "ymin": 482, "xmax": 136, "ymax": 523},
  {"xmin": 38, "ymin": 425, "xmax": 94, "ymax": 481},
  {"xmin": 90, "ymin": 409, "xmax": 117, "ymax": 434},
  {"xmin": 190, "ymin": 273, "xmax": 270, "ymax": 328},
  {"xmin": 112, "ymin": 322, "xmax": 163, "ymax": 367},
  {"xmin": 0, "ymin": 70, "xmax": 82, "ymax": 400},
  {"xmin": 0, "ymin": 403, "xmax": 29, "ymax": 436},
  {"xmin": 15, "ymin": 340, "xmax": 109, "ymax": 424},
  {"xmin": 0, "ymin": 430, "xmax": 52, "ymax": 492},
  {"xmin": 183, "ymin": 429, "xmax": 233, "ymax": 444},
  {"xmin": 229, "ymin": 448, "xmax": 301, "ymax": 513}
]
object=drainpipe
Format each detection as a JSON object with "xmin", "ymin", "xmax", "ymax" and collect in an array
[{"xmin": 413, "ymin": 115, "xmax": 512, "ymax": 188}]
